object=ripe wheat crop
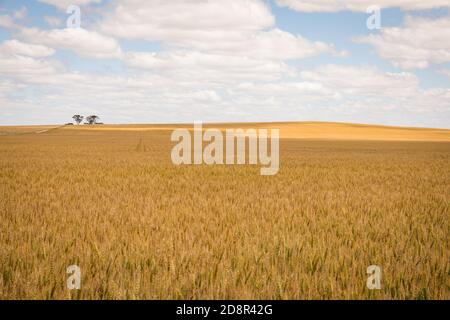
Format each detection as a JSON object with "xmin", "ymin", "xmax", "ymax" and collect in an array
[{"xmin": 0, "ymin": 123, "xmax": 449, "ymax": 299}]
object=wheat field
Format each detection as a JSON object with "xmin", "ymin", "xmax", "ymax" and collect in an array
[{"xmin": 0, "ymin": 122, "xmax": 449, "ymax": 299}]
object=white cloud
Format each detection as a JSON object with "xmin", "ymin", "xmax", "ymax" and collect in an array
[
  {"xmin": 0, "ymin": 40, "xmax": 60, "ymax": 84},
  {"xmin": 276, "ymin": 0, "xmax": 450, "ymax": 12},
  {"xmin": 20, "ymin": 27, "xmax": 122, "ymax": 59},
  {"xmin": 356, "ymin": 15, "xmax": 450, "ymax": 69},
  {"xmin": 0, "ymin": 55, "xmax": 62, "ymax": 81},
  {"xmin": 99, "ymin": 0, "xmax": 340, "ymax": 60},
  {"xmin": 230, "ymin": 64, "xmax": 423, "ymax": 107},
  {"xmin": 300, "ymin": 64, "xmax": 420, "ymax": 96},
  {"xmin": 0, "ymin": 40, "xmax": 55, "ymax": 58},
  {"xmin": 297, "ymin": 65, "xmax": 450, "ymax": 118},
  {"xmin": 2, "ymin": 58, "xmax": 449, "ymax": 127},
  {"xmin": 224, "ymin": 64, "xmax": 450, "ymax": 126},
  {"xmin": 100, "ymin": 0, "xmax": 275, "ymax": 41},
  {"xmin": 125, "ymin": 50, "xmax": 295, "ymax": 82},
  {"xmin": 38, "ymin": 0, "xmax": 101, "ymax": 10},
  {"xmin": 181, "ymin": 28, "xmax": 343, "ymax": 60}
]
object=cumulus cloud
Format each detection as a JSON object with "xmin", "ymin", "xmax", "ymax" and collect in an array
[
  {"xmin": 356, "ymin": 15, "xmax": 450, "ymax": 69},
  {"xmin": 0, "ymin": 40, "xmax": 59, "ymax": 84},
  {"xmin": 179, "ymin": 28, "xmax": 342, "ymax": 60},
  {"xmin": 297, "ymin": 65, "xmax": 450, "ymax": 118},
  {"xmin": 232, "ymin": 64, "xmax": 423, "ymax": 107},
  {"xmin": 300, "ymin": 64, "xmax": 420, "ymax": 96},
  {"xmin": 224, "ymin": 64, "xmax": 450, "ymax": 126},
  {"xmin": 0, "ymin": 40, "xmax": 55, "ymax": 58},
  {"xmin": 125, "ymin": 50, "xmax": 295, "ymax": 82},
  {"xmin": 276, "ymin": 0, "xmax": 450, "ymax": 12},
  {"xmin": 20, "ymin": 27, "xmax": 123, "ymax": 59},
  {"xmin": 100, "ymin": 0, "xmax": 275, "ymax": 41},
  {"xmin": 0, "ymin": 55, "xmax": 62, "ymax": 82},
  {"xmin": 2, "ymin": 56, "xmax": 449, "ymax": 127},
  {"xmin": 99, "ymin": 0, "xmax": 340, "ymax": 60}
]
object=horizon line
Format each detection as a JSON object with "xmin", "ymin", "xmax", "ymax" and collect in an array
[{"xmin": 1, "ymin": 120, "xmax": 449, "ymax": 131}]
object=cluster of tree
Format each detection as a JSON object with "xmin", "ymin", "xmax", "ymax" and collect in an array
[{"xmin": 71, "ymin": 115, "xmax": 101, "ymax": 125}]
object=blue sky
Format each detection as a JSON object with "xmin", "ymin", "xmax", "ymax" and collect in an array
[{"xmin": 0, "ymin": 0, "xmax": 449, "ymax": 127}]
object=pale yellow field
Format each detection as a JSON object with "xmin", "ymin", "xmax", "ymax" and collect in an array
[
  {"xmin": 0, "ymin": 122, "xmax": 449, "ymax": 299},
  {"xmin": 3, "ymin": 121, "xmax": 448, "ymax": 141}
]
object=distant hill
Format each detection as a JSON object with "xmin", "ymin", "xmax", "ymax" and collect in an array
[{"xmin": 1, "ymin": 122, "xmax": 449, "ymax": 141}]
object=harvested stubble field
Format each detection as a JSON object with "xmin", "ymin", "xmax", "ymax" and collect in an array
[{"xmin": 0, "ymin": 122, "xmax": 449, "ymax": 299}]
